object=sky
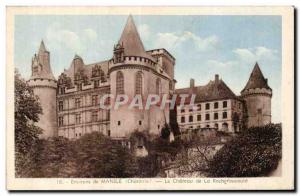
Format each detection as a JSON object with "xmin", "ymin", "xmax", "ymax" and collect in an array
[{"xmin": 14, "ymin": 15, "xmax": 282, "ymax": 123}]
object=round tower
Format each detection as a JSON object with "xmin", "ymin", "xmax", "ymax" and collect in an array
[
  {"xmin": 241, "ymin": 62, "xmax": 272, "ymax": 128},
  {"xmin": 109, "ymin": 16, "xmax": 168, "ymax": 138},
  {"xmin": 28, "ymin": 40, "xmax": 57, "ymax": 138}
]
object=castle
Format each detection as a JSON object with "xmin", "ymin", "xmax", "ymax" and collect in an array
[{"xmin": 27, "ymin": 15, "xmax": 272, "ymax": 139}]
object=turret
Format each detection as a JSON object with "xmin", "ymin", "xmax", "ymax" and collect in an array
[
  {"xmin": 109, "ymin": 15, "xmax": 168, "ymax": 138},
  {"xmin": 28, "ymin": 40, "xmax": 57, "ymax": 138},
  {"xmin": 241, "ymin": 62, "xmax": 272, "ymax": 127}
]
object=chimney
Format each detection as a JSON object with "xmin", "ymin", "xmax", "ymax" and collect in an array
[
  {"xmin": 190, "ymin": 78, "xmax": 195, "ymax": 88},
  {"xmin": 215, "ymin": 74, "xmax": 219, "ymax": 83}
]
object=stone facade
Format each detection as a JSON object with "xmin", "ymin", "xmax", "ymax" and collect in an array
[
  {"xmin": 176, "ymin": 63, "xmax": 272, "ymax": 133},
  {"xmin": 28, "ymin": 16, "xmax": 272, "ymax": 139},
  {"xmin": 176, "ymin": 75, "xmax": 244, "ymax": 133},
  {"xmin": 28, "ymin": 41, "xmax": 57, "ymax": 138}
]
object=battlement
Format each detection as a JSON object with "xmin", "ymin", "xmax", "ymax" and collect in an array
[
  {"xmin": 241, "ymin": 87, "xmax": 272, "ymax": 97},
  {"xmin": 109, "ymin": 55, "xmax": 157, "ymax": 70},
  {"xmin": 28, "ymin": 78, "xmax": 57, "ymax": 89},
  {"xmin": 147, "ymin": 48, "xmax": 176, "ymax": 63}
]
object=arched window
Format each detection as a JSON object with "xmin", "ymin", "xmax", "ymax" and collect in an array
[
  {"xmin": 116, "ymin": 71, "xmax": 124, "ymax": 95},
  {"xmin": 135, "ymin": 71, "xmax": 143, "ymax": 95},
  {"xmin": 156, "ymin": 78, "xmax": 161, "ymax": 95}
]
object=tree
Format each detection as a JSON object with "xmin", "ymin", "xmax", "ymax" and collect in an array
[
  {"xmin": 208, "ymin": 124, "xmax": 282, "ymax": 177},
  {"xmin": 74, "ymin": 132, "xmax": 138, "ymax": 178},
  {"xmin": 15, "ymin": 70, "xmax": 43, "ymax": 177},
  {"xmin": 161, "ymin": 124, "xmax": 170, "ymax": 139}
]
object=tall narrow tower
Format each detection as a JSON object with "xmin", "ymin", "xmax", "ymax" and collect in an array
[
  {"xmin": 241, "ymin": 62, "xmax": 272, "ymax": 128},
  {"xmin": 28, "ymin": 40, "xmax": 57, "ymax": 138},
  {"xmin": 109, "ymin": 16, "xmax": 166, "ymax": 138}
]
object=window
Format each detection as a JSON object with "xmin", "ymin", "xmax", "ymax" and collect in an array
[
  {"xmin": 197, "ymin": 104, "xmax": 201, "ymax": 111},
  {"xmin": 223, "ymin": 111, "xmax": 227, "ymax": 119},
  {"xmin": 58, "ymin": 101, "xmax": 63, "ymax": 111},
  {"xmin": 77, "ymin": 83, "xmax": 82, "ymax": 91},
  {"xmin": 197, "ymin": 114, "xmax": 201, "ymax": 121},
  {"xmin": 75, "ymin": 113, "xmax": 81, "ymax": 124},
  {"xmin": 206, "ymin": 125, "xmax": 210, "ymax": 128},
  {"xmin": 205, "ymin": 113, "xmax": 210, "ymax": 121},
  {"xmin": 135, "ymin": 72, "xmax": 143, "ymax": 95},
  {"xmin": 107, "ymin": 130, "xmax": 111, "ymax": 137},
  {"xmin": 223, "ymin": 101, "xmax": 227, "ymax": 108},
  {"xmin": 139, "ymin": 120, "xmax": 142, "ymax": 125},
  {"xmin": 181, "ymin": 116, "xmax": 185, "ymax": 123},
  {"xmin": 75, "ymin": 98, "xmax": 81, "ymax": 108},
  {"xmin": 58, "ymin": 116, "xmax": 63, "ymax": 127},
  {"xmin": 205, "ymin": 103, "xmax": 210, "ymax": 110},
  {"xmin": 214, "ymin": 102, "xmax": 219, "ymax": 109},
  {"xmin": 92, "ymin": 111, "xmax": 98, "ymax": 122},
  {"xmin": 214, "ymin": 113, "xmax": 218, "ymax": 120},
  {"xmin": 181, "ymin": 108, "xmax": 185, "ymax": 113},
  {"xmin": 189, "ymin": 107, "xmax": 193, "ymax": 112},
  {"xmin": 189, "ymin": 115, "xmax": 193, "ymax": 122},
  {"xmin": 116, "ymin": 71, "xmax": 124, "ymax": 95},
  {"xmin": 257, "ymin": 109, "xmax": 262, "ymax": 114},
  {"xmin": 156, "ymin": 78, "xmax": 161, "ymax": 95},
  {"xmin": 215, "ymin": 123, "xmax": 219, "ymax": 129},
  {"xmin": 118, "ymin": 121, "xmax": 121, "ymax": 126},
  {"xmin": 92, "ymin": 95, "xmax": 98, "ymax": 106},
  {"xmin": 94, "ymin": 80, "xmax": 99, "ymax": 88},
  {"xmin": 60, "ymin": 87, "xmax": 65, "ymax": 94}
]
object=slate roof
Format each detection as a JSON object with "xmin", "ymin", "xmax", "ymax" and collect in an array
[
  {"xmin": 175, "ymin": 77, "xmax": 237, "ymax": 103},
  {"xmin": 241, "ymin": 62, "xmax": 271, "ymax": 93},
  {"xmin": 118, "ymin": 15, "xmax": 155, "ymax": 61}
]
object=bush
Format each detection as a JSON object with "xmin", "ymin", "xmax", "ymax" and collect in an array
[{"xmin": 208, "ymin": 124, "xmax": 282, "ymax": 177}]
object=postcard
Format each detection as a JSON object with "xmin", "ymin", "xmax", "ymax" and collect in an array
[{"xmin": 6, "ymin": 6, "xmax": 294, "ymax": 190}]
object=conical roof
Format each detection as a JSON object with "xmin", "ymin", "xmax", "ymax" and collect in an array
[
  {"xmin": 241, "ymin": 62, "xmax": 271, "ymax": 93},
  {"xmin": 118, "ymin": 15, "xmax": 154, "ymax": 60},
  {"xmin": 38, "ymin": 40, "xmax": 47, "ymax": 53}
]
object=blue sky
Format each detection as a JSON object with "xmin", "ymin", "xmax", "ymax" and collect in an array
[{"xmin": 14, "ymin": 15, "xmax": 282, "ymax": 122}]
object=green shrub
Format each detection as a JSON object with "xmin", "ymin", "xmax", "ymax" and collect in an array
[{"xmin": 208, "ymin": 124, "xmax": 282, "ymax": 177}]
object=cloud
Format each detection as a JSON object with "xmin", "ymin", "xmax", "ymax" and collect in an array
[
  {"xmin": 83, "ymin": 28, "xmax": 98, "ymax": 42},
  {"xmin": 233, "ymin": 46, "xmax": 278, "ymax": 64},
  {"xmin": 45, "ymin": 22, "xmax": 98, "ymax": 55},
  {"xmin": 155, "ymin": 31, "xmax": 219, "ymax": 52},
  {"xmin": 207, "ymin": 46, "xmax": 278, "ymax": 68},
  {"xmin": 207, "ymin": 60, "xmax": 236, "ymax": 67}
]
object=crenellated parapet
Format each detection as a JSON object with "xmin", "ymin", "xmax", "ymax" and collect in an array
[
  {"xmin": 28, "ymin": 78, "xmax": 57, "ymax": 89},
  {"xmin": 241, "ymin": 87, "xmax": 272, "ymax": 97}
]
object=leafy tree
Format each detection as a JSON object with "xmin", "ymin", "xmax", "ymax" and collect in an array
[
  {"xmin": 169, "ymin": 108, "xmax": 180, "ymax": 136},
  {"xmin": 14, "ymin": 70, "xmax": 43, "ymax": 177},
  {"xmin": 73, "ymin": 132, "xmax": 138, "ymax": 178},
  {"xmin": 208, "ymin": 124, "xmax": 282, "ymax": 177},
  {"xmin": 160, "ymin": 124, "xmax": 170, "ymax": 139}
]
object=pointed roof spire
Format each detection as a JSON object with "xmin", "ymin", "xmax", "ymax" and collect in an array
[
  {"xmin": 39, "ymin": 40, "xmax": 47, "ymax": 53},
  {"xmin": 74, "ymin": 54, "xmax": 82, "ymax": 59},
  {"xmin": 118, "ymin": 15, "xmax": 153, "ymax": 60},
  {"xmin": 241, "ymin": 62, "xmax": 271, "ymax": 92}
]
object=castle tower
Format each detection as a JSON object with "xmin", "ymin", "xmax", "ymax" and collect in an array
[
  {"xmin": 28, "ymin": 40, "xmax": 57, "ymax": 138},
  {"xmin": 241, "ymin": 62, "xmax": 272, "ymax": 128},
  {"xmin": 109, "ymin": 15, "xmax": 168, "ymax": 138}
]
